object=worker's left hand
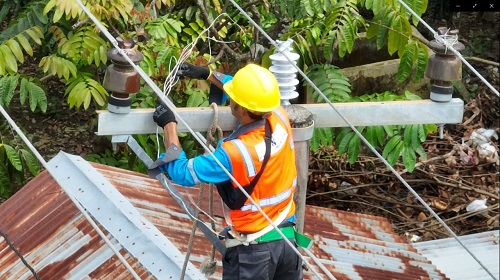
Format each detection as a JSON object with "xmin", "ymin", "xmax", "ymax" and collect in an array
[
  {"xmin": 153, "ymin": 101, "xmax": 177, "ymax": 128},
  {"xmin": 177, "ymin": 62, "xmax": 211, "ymax": 80}
]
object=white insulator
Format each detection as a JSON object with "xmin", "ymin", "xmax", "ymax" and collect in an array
[{"xmin": 269, "ymin": 39, "xmax": 300, "ymax": 105}]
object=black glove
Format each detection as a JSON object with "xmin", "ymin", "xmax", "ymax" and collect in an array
[
  {"xmin": 153, "ymin": 101, "xmax": 176, "ymax": 128},
  {"xmin": 177, "ymin": 62, "xmax": 211, "ymax": 80}
]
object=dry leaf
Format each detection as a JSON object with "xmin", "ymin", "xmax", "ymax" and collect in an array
[
  {"xmin": 432, "ymin": 199, "xmax": 448, "ymax": 210},
  {"xmin": 417, "ymin": 212, "xmax": 427, "ymax": 221},
  {"xmin": 445, "ymin": 156, "xmax": 457, "ymax": 167},
  {"xmin": 438, "ymin": 188, "xmax": 449, "ymax": 199}
]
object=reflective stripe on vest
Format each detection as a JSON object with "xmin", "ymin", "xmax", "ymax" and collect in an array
[
  {"xmin": 240, "ymin": 178, "xmax": 297, "ymax": 212},
  {"xmin": 232, "ymin": 139, "xmax": 256, "ymax": 177}
]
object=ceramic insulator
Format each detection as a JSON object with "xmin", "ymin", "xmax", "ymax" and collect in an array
[{"xmin": 269, "ymin": 39, "xmax": 300, "ymax": 105}]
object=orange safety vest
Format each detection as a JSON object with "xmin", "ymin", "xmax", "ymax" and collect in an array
[{"xmin": 220, "ymin": 107, "xmax": 297, "ymax": 233}]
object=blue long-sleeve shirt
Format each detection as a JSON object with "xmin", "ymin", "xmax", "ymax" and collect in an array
[
  {"xmin": 164, "ymin": 140, "xmax": 232, "ymax": 186},
  {"xmin": 162, "ymin": 74, "xmax": 234, "ymax": 186}
]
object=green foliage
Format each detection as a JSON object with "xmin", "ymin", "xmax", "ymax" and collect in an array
[
  {"xmin": 65, "ymin": 73, "xmax": 107, "ymax": 109},
  {"xmin": 0, "ymin": 1, "xmax": 48, "ymax": 44},
  {"xmin": 0, "ymin": 122, "xmax": 41, "ymax": 198},
  {"xmin": 322, "ymin": 0, "xmax": 366, "ymax": 59},
  {"xmin": 19, "ymin": 77, "xmax": 48, "ymax": 112},
  {"xmin": 145, "ymin": 14, "xmax": 185, "ymax": 46},
  {"xmin": 280, "ymin": 0, "xmax": 366, "ymax": 65},
  {"xmin": 44, "ymin": 0, "xmax": 133, "ymax": 23},
  {"xmin": 278, "ymin": 0, "xmax": 335, "ymax": 19},
  {"xmin": 305, "ymin": 64, "xmax": 351, "ymax": 151},
  {"xmin": 59, "ymin": 26, "xmax": 109, "ymax": 67},
  {"xmin": 327, "ymin": 91, "xmax": 437, "ymax": 172},
  {"xmin": 39, "ymin": 55, "xmax": 78, "ymax": 81},
  {"xmin": 84, "ymin": 144, "xmax": 151, "ymax": 173},
  {"xmin": 284, "ymin": 18, "xmax": 322, "ymax": 67},
  {"xmin": 278, "ymin": 0, "xmax": 428, "ymax": 82},
  {"xmin": 363, "ymin": 0, "xmax": 428, "ymax": 81},
  {"xmin": 0, "ymin": 75, "xmax": 47, "ymax": 112},
  {"xmin": 0, "ymin": 26, "xmax": 44, "ymax": 74},
  {"xmin": 306, "ymin": 64, "xmax": 352, "ymax": 103},
  {"xmin": 397, "ymin": 39, "xmax": 429, "ymax": 83}
]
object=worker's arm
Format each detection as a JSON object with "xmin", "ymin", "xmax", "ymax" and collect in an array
[
  {"xmin": 163, "ymin": 122, "xmax": 180, "ymax": 148},
  {"xmin": 153, "ymin": 102, "xmax": 232, "ymax": 186}
]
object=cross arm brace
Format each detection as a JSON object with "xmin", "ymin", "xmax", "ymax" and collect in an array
[{"xmin": 97, "ymin": 99, "xmax": 464, "ymax": 136}]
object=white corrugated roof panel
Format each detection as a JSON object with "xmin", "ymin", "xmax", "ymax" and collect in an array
[{"xmin": 412, "ymin": 230, "xmax": 500, "ymax": 280}]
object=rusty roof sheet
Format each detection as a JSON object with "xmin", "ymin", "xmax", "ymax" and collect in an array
[{"xmin": 0, "ymin": 152, "xmax": 449, "ymax": 279}]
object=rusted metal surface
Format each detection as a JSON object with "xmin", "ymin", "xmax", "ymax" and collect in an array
[
  {"xmin": 303, "ymin": 207, "xmax": 449, "ymax": 279},
  {"xmin": 0, "ymin": 156, "xmax": 450, "ymax": 280}
]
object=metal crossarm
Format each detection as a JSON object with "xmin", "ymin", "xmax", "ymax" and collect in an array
[{"xmin": 97, "ymin": 99, "xmax": 464, "ymax": 136}]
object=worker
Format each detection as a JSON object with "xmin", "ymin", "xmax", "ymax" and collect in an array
[{"xmin": 152, "ymin": 63, "xmax": 303, "ymax": 279}]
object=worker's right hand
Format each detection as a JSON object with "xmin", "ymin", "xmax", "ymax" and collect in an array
[
  {"xmin": 177, "ymin": 62, "xmax": 211, "ymax": 80},
  {"xmin": 153, "ymin": 101, "xmax": 177, "ymax": 128}
]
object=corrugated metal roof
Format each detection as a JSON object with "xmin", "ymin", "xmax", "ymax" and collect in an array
[
  {"xmin": 0, "ymin": 152, "xmax": 450, "ymax": 279},
  {"xmin": 413, "ymin": 230, "xmax": 500, "ymax": 280}
]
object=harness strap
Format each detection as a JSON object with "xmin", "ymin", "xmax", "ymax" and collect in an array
[
  {"xmin": 225, "ymin": 226, "xmax": 313, "ymax": 249},
  {"xmin": 224, "ymin": 197, "xmax": 293, "ymax": 243},
  {"xmin": 254, "ymin": 226, "xmax": 295, "ymax": 243}
]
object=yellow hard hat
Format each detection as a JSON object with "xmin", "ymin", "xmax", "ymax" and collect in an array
[{"xmin": 223, "ymin": 64, "xmax": 280, "ymax": 112}]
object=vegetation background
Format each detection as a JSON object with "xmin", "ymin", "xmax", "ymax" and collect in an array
[{"xmin": 0, "ymin": 0, "xmax": 498, "ymax": 240}]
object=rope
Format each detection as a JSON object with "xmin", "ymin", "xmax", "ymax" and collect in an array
[
  {"xmin": 207, "ymin": 103, "xmax": 224, "ymax": 146},
  {"xmin": 198, "ymin": 103, "xmax": 222, "ymax": 277},
  {"xmin": 181, "ymin": 103, "xmax": 222, "ymax": 279},
  {"xmin": 0, "ymin": 229, "xmax": 40, "ymax": 280},
  {"xmin": 180, "ymin": 183, "xmax": 206, "ymax": 280}
]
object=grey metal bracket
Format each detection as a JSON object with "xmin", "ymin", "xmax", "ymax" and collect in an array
[{"xmin": 47, "ymin": 152, "xmax": 206, "ymax": 280}]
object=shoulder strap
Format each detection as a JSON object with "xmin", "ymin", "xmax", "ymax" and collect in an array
[
  {"xmin": 248, "ymin": 119, "xmax": 272, "ymax": 187},
  {"xmin": 229, "ymin": 119, "xmax": 272, "ymax": 209},
  {"xmin": 225, "ymin": 118, "xmax": 266, "ymax": 140}
]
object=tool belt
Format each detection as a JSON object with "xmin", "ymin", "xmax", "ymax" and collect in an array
[{"xmin": 224, "ymin": 226, "xmax": 312, "ymax": 249}]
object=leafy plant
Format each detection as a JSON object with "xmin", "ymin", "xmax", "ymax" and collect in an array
[
  {"xmin": 277, "ymin": 0, "xmax": 428, "ymax": 82},
  {"xmin": 305, "ymin": 64, "xmax": 351, "ymax": 151},
  {"xmin": 0, "ymin": 121, "xmax": 41, "ymax": 198},
  {"xmin": 311, "ymin": 90, "xmax": 437, "ymax": 173}
]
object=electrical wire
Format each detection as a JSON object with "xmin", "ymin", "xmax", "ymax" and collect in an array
[{"xmin": 0, "ymin": 229, "xmax": 40, "ymax": 280}]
